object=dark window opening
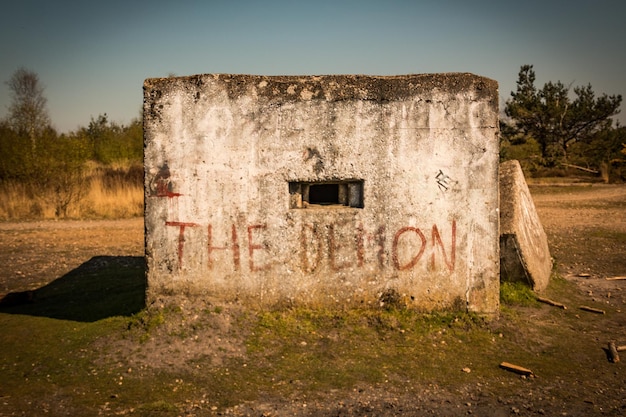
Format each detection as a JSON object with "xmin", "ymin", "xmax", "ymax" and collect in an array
[
  {"xmin": 289, "ymin": 180, "xmax": 364, "ymax": 209},
  {"xmin": 309, "ymin": 184, "xmax": 339, "ymax": 205}
]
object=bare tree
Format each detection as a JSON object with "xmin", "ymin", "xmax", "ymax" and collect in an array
[{"xmin": 5, "ymin": 67, "xmax": 51, "ymax": 152}]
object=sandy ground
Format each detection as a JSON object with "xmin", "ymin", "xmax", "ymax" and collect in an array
[
  {"xmin": 531, "ymin": 185, "xmax": 626, "ymax": 302},
  {"xmin": 0, "ymin": 218, "xmax": 144, "ymax": 294}
]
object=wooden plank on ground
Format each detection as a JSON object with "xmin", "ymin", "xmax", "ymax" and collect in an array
[
  {"xmin": 537, "ymin": 296, "xmax": 567, "ymax": 309},
  {"xmin": 580, "ymin": 306, "xmax": 605, "ymax": 314},
  {"xmin": 499, "ymin": 362, "xmax": 534, "ymax": 377}
]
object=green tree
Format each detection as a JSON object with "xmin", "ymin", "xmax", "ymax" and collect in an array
[
  {"xmin": 1, "ymin": 123, "xmax": 91, "ymax": 218},
  {"xmin": 1, "ymin": 68, "xmax": 94, "ymax": 218},
  {"xmin": 503, "ymin": 65, "xmax": 622, "ymax": 164},
  {"xmin": 570, "ymin": 125, "xmax": 626, "ymax": 182},
  {"xmin": 5, "ymin": 68, "xmax": 51, "ymax": 152},
  {"xmin": 83, "ymin": 114, "xmax": 143, "ymax": 164},
  {"xmin": 44, "ymin": 133, "xmax": 92, "ymax": 217},
  {"xmin": 0, "ymin": 120, "xmax": 35, "ymax": 181}
]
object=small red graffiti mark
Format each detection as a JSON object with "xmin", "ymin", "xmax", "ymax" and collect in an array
[
  {"xmin": 207, "ymin": 224, "xmax": 240, "ymax": 270},
  {"xmin": 152, "ymin": 164, "xmax": 182, "ymax": 198},
  {"xmin": 231, "ymin": 224, "xmax": 241, "ymax": 271},
  {"xmin": 247, "ymin": 224, "xmax": 271, "ymax": 271},
  {"xmin": 392, "ymin": 227, "xmax": 427, "ymax": 271},
  {"xmin": 328, "ymin": 223, "xmax": 352, "ymax": 271},
  {"xmin": 431, "ymin": 220, "xmax": 456, "ymax": 272},
  {"xmin": 166, "ymin": 221, "xmax": 200, "ymax": 267},
  {"xmin": 355, "ymin": 223, "xmax": 365, "ymax": 268},
  {"xmin": 374, "ymin": 225, "xmax": 386, "ymax": 268},
  {"xmin": 300, "ymin": 223, "xmax": 323, "ymax": 272},
  {"xmin": 155, "ymin": 179, "xmax": 182, "ymax": 198}
]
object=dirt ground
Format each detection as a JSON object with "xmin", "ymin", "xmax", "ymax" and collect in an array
[
  {"xmin": 1, "ymin": 184, "xmax": 625, "ymax": 416},
  {"xmin": 0, "ymin": 219, "xmax": 145, "ymax": 294},
  {"xmin": 530, "ymin": 184, "xmax": 626, "ymax": 302}
]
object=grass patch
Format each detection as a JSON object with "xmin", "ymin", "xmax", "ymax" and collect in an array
[
  {"xmin": 0, "ymin": 299, "xmax": 507, "ymax": 415},
  {"xmin": 244, "ymin": 307, "xmax": 497, "ymax": 398},
  {"xmin": 127, "ymin": 308, "xmax": 166, "ymax": 343},
  {"xmin": 500, "ymin": 281, "xmax": 539, "ymax": 306},
  {"xmin": 135, "ymin": 400, "xmax": 180, "ymax": 413},
  {"xmin": 0, "ymin": 313, "xmax": 127, "ymax": 412}
]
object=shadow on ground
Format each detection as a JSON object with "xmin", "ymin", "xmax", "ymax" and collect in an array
[{"xmin": 0, "ymin": 256, "xmax": 146, "ymax": 322}]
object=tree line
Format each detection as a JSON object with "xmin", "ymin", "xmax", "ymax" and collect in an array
[
  {"xmin": 501, "ymin": 65, "xmax": 625, "ymax": 181},
  {"xmin": 1, "ymin": 66, "xmax": 624, "ymax": 218},
  {"xmin": 0, "ymin": 68, "xmax": 143, "ymax": 218}
]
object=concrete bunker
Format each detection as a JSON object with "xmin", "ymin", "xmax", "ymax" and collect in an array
[{"xmin": 143, "ymin": 73, "xmax": 500, "ymax": 314}]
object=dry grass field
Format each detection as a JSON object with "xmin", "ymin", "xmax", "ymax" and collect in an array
[{"xmin": 0, "ymin": 163, "xmax": 143, "ymax": 221}]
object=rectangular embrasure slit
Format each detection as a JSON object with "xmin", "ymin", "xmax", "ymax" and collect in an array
[{"xmin": 289, "ymin": 180, "xmax": 363, "ymax": 209}]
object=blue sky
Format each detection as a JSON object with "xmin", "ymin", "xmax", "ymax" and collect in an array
[{"xmin": 1, "ymin": 0, "xmax": 625, "ymax": 133}]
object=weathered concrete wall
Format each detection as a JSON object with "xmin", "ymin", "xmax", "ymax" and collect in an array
[
  {"xmin": 500, "ymin": 160, "xmax": 552, "ymax": 291},
  {"xmin": 144, "ymin": 73, "xmax": 500, "ymax": 313}
]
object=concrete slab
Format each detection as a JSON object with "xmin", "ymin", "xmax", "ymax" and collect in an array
[
  {"xmin": 500, "ymin": 160, "xmax": 552, "ymax": 291},
  {"xmin": 144, "ymin": 73, "xmax": 500, "ymax": 313}
]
